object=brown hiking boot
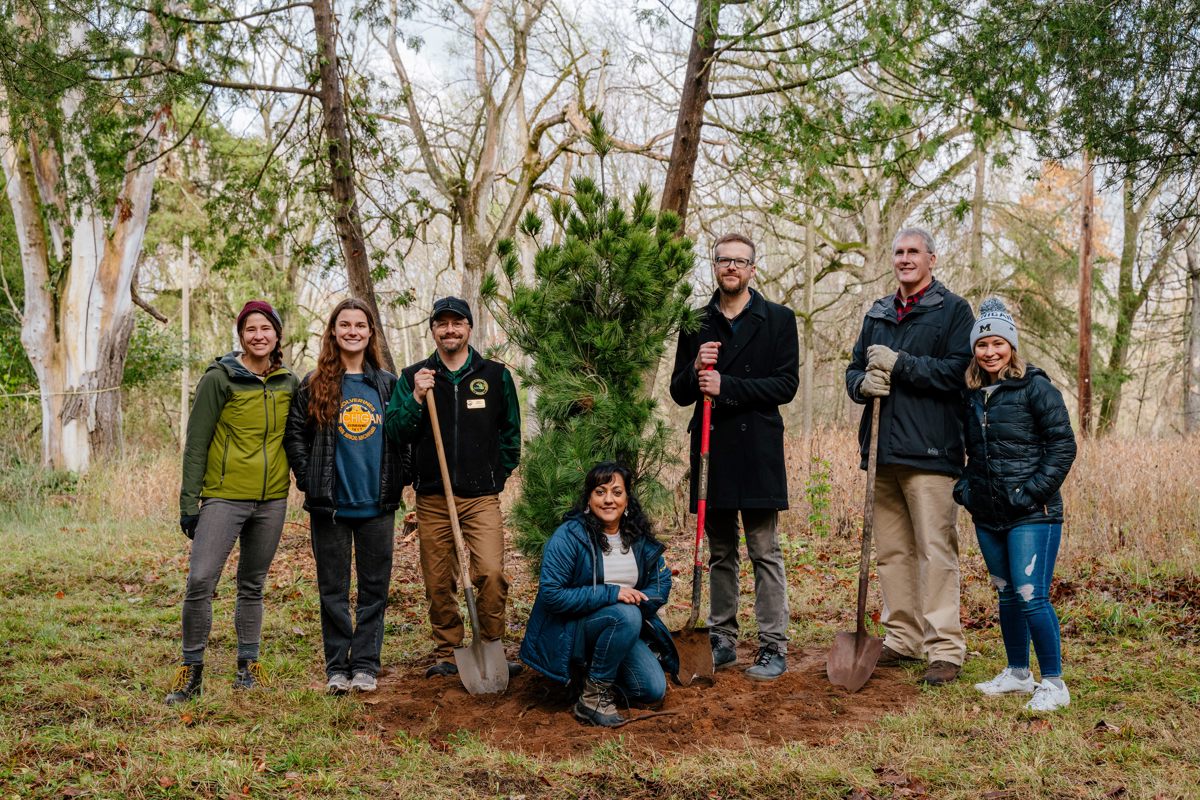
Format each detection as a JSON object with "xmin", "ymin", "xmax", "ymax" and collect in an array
[
  {"xmin": 573, "ymin": 678, "xmax": 625, "ymax": 727},
  {"xmin": 920, "ymin": 660, "xmax": 961, "ymax": 685},
  {"xmin": 877, "ymin": 645, "xmax": 921, "ymax": 667}
]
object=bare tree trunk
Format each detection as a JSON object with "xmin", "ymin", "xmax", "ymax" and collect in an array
[
  {"xmin": 1077, "ymin": 154, "xmax": 1094, "ymax": 435},
  {"xmin": 801, "ymin": 219, "xmax": 815, "ymax": 439},
  {"xmin": 312, "ymin": 0, "xmax": 395, "ymax": 371},
  {"xmin": 660, "ymin": 0, "xmax": 719, "ymax": 223},
  {"xmin": 970, "ymin": 145, "xmax": 986, "ymax": 276},
  {"xmin": 1186, "ymin": 235, "xmax": 1200, "ymax": 433}
]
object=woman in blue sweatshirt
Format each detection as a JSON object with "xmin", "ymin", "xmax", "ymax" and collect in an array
[{"xmin": 284, "ymin": 299, "xmax": 407, "ymax": 694}]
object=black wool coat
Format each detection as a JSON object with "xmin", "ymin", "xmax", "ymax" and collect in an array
[
  {"xmin": 670, "ymin": 289, "xmax": 799, "ymax": 511},
  {"xmin": 845, "ymin": 279, "xmax": 975, "ymax": 476},
  {"xmin": 953, "ymin": 366, "xmax": 1077, "ymax": 529}
]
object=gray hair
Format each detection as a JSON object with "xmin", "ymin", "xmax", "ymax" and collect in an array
[{"xmin": 892, "ymin": 227, "xmax": 936, "ymax": 255}]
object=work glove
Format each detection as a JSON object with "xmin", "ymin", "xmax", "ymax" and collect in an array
[
  {"xmin": 866, "ymin": 344, "xmax": 900, "ymax": 374},
  {"xmin": 180, "ymin": 514, "xmax": 200, "ymax": 540},
  {"xmin": 859, "ymin": 367, "xmax": 891, "ymax": 398}
]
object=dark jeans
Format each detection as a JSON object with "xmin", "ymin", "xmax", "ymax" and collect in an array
[
  {"xmin": 974, "ymin": 522, "xmax": 1063, "ymax": 677},
  {"xmin": 310, "ymin": 512, "xmax": 396, "ymax": 678},
  {"xmin": 572, "ymin": 603, "xmax": 666, "ymax": 704},
  {"xmin": 182, "ymin": 498, "xmax": 287, "ymax": 665}
]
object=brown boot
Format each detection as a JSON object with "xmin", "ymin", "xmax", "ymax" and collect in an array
[
  {"xmin": 920, "ymin": 660, "xmax": 961, "ymax": 685},
  {"xmin": 877, "ymin": 645, "xmax": 921, "ymax": 667},
  {"xmin": 573, "ymin": 678, "xmax": 625, "ymax": 727}
]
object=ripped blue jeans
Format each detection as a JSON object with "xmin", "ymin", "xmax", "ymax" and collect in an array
[{"xmin": 974, "ymin": 523, "xmax": 1062, "ymax": 677}]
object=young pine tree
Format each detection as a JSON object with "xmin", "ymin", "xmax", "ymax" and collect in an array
[{"xmin": 483, "ymin": 177, "xmax": 695, "ymax": 560}]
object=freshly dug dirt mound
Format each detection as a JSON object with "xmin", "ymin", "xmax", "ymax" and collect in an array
[{"xmin": 369, "ymin": 642, "xmax": 918, "ymax": 759}]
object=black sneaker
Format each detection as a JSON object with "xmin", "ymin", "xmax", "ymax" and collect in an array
[
  {"xmin": 425, "ymin": 661, "xmax": 459, "ymax": 678},
  {"xmin": 711, "ymin": 636, "xmax": 737, "ymax": 670},
  {"xmin": 165, "ymin": 664, "xmax": 203, "ymax": 705},
  {"xmin": 745, "ymin": 645, "xmax": 786, "ymax": 681},
  {"xmin": 233, "ymin": 659, "xmax": 266, "ymax": 690},
  {"xmin": 508, "ymin": 661, "xmax": 524, "ymax": 677}
]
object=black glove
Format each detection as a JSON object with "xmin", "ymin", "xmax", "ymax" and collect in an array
[{"xmin": 180, "ymin": 514, "xmax": 200, "ymax": 540}]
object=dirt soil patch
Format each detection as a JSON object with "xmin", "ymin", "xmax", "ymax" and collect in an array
[{"xmin": 368, "ymin": 642, "xmax": 918, "ymax": 759}]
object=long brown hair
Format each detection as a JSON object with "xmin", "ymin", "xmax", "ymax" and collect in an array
[
  {"xmin": 308, "ymin": 298, "xmax": 385, "ymax": 428},
  {"xmin": 966, "ymin": 347, "xmax": 1027, "ymax": 390}
]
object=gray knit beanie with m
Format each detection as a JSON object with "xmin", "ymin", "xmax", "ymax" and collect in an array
[{"xmin": 971, "ymin": 297, "xmax": 1018, "ymax": 349}]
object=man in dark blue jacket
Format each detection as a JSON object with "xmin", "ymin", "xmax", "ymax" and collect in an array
[{"xmin": 845, "ymin": 227, "xmax": 974, "ymax": 686}]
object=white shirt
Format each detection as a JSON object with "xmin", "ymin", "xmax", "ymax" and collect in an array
[{"xmin": 601, "ymin": 533, "xmax": 639, "ymax": 589}]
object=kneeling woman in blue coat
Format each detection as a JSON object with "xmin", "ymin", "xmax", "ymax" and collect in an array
[{"xmin": 520, "ymin": 462, "xmax": 679, "ymax": 727}]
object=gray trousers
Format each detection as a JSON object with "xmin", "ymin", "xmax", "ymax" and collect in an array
[
  {"xmin": 706, "ymin": 508, "xmax": 789, "ymax": 651},
  {"xmin": 182, "ymin": 498, "xmax": 287, "ymax": 665}
]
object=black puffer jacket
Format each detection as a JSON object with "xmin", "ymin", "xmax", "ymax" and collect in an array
[
  {"xmin": 953, "ymin": 366, "xmax": 1077, "ymax": 529},
  {"xmin": 283, "ymin": 363, "xmax": 409, "ymax": 514}
]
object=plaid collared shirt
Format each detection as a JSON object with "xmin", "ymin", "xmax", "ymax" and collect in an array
[{"xmin": 894, "ymin": 283, "xmax": 930, "ymax": 322}]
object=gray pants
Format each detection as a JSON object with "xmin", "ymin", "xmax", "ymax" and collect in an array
[
  {"xmin": 182, "ymin": 498, "xmax": 287, "ymax": 665},
  {"xmin": 706, "ymin": 508, "xmax": 789, "ymax": 651}
]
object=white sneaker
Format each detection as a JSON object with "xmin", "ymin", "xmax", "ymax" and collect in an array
[
  {"xmin": 326, "ymin": 673, "xmax": 351, "ymax": 695},
  {"xmin": 1025, "ymin": 679, "xmax": 1070, "ymax": 712},
  {"xmin": 350, "ymin": 672, "xmax": 377, "ymax": 693},
  {"xmin": 974, "ymin": 667, "xmax": 1035, "ymax": 696}
]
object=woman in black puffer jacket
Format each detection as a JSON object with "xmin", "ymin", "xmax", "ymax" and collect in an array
[{"xmin": 953, "ymin": 298, "xmax": 1076, "ymax": 712}]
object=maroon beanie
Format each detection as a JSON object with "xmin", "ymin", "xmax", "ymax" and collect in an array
[{"xmin": 236, "ymin": 300, "xmax": 283, "ymax": 335}]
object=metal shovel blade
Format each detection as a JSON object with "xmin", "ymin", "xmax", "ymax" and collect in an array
[
  {"xmin": 453, "ymin": 635, "xmax": 509, "ymax": 696},
  {"xmin": 826, "ymin": 630, "xmax": 884, "ymax": 693},
  {"xmin": 672, "ymin": 627, "xmax": 714, "ymax": 687}
]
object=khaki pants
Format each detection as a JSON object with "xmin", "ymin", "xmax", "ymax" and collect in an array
[
  {"xmin": 873, "ymin": 465, "xmax": 965, "ymax": 665},
  {"xmin": 416, "ymin": 493, "xmax": 509, "ymax": 661}
]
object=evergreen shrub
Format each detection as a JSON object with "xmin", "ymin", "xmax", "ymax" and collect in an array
[{"xmin": 483, "ymin": 178, "xmax": 695, "ymax": 561}]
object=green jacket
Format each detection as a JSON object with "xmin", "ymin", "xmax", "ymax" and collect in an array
[{"xmin": 180, "ymin": 353, "xmax": 299, "ymax": 516}]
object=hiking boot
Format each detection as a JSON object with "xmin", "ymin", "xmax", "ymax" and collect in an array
[
  {"xmin": 1025, "ymin": 679, "xmax": 1070, "ymax": 712},
  {"xmin": 974, "ymin": 667, "xmax": 1035, "ymax": 696},
  {"xmin": 326, "ymin": 673, "xmax": 352, "ymax": 695},
  {"xmin": 165, "ymin": 664, "xmax": 203, "ymax": 705},
  {"xmin": 711, "ymin": 636, "xmax": 737, "ymax": 670},
  {"xmin": 573, "ymin": 677, "xmax": 625, "ymax": 727},
  {"xmin": 425, "ymin": 661, "xmax": 458, "ymax": 678},
  {"xmin": 745, "ymin": 644, "xmax": 787, "ymax": 681},
  {"xmin": 350, "ymin": 672, "xmax": 377, "ymax": 693},
  {"xmin": 234, "ymin": 659, "xmax": 266, "ymax": 690},
  {"xmin": 920, "ymin": 660, "xmax": 961, "ymax": 686},
  {"xmin": 877, "ymin": 644, "xmax": 922, "ymax": 667}
]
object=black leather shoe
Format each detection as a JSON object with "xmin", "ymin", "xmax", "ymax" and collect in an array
[
  {"xmin": 711, "ymin": 636, "xmax": 737, "ymax": 670},
  {"xmin": 165, "ymin": 664, "xmax": 203, "ymax": 705}
]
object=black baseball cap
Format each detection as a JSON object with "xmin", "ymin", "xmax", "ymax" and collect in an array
[{"xmin": 429, "ymin": 296, "xmax": 473, "ymax": 327}]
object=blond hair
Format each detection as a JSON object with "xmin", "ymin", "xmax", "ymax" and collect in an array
[{"xmin": 966, "ymin": 348, "xmax": 1027, "ymax": 390}]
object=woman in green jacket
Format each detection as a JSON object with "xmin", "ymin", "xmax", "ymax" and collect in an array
[{"xmin": 167, "ymin": 300, "xmax": 299, "ymax": 705}]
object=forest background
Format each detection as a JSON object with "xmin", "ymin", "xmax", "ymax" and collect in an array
[{"xmin": 2, "ymin": 0, "xmax": 1200, "ymax": 798}]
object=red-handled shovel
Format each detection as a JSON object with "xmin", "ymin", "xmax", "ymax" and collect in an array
[{"xmin": 672, "ymin": 370, "xmax": 715, "ymax": 686}]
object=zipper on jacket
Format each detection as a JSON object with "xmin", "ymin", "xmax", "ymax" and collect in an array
[{"xmin": 260, "ymin": 382, "xmax": 270, "ymax": 500}]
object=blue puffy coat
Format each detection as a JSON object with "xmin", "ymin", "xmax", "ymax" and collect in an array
[{"xmin": 519, "ymin": 513, "xmax": 679, "ymax": 684}]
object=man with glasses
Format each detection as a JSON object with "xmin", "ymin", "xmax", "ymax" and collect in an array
[
  {"xmin": 845, "ymin": 227, "xmax": 975, "ymax": 686},
  {"xmin": 385, "ymin": 297, "xmax": 522, "ymax": 678},
  {"xmin": 670, "ymin": 233, "xmax": 799, "ymax": 680}
]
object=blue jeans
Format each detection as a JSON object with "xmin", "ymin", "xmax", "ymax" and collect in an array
[
  {"xmin": 974, "ymin": 522, "xmax": 1063, "ymax": 677},
  {"xmin": 572, "ymin": 603, "xmax": 666, "ymax": 704}
]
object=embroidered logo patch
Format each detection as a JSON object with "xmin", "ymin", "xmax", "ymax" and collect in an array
[{"xmin": 469, "ymin": 378, "xmax": 489, "ymax": 396}]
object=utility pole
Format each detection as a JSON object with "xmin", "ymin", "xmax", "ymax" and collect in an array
[
  {"xmin": 180, "ymin": 235, "xmax": 191, "ymax": 452},
  {"xmin": 1077, "ymin": 153, "xmax": 1094, "ymax": 435}
]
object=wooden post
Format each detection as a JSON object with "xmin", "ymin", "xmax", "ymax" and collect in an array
[
  {"xmin": 1077, "ymin": 153, "xmax": 1094, "ymax": 435},
  {"xmin": 180, "ymin": 235, "xmax": 191, "ymax": 453}
]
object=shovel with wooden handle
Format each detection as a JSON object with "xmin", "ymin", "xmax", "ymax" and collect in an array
[
  {"xmin": 671, "ymin": 377, "xmax": 715, "ymax": 687},
  {"xmin": 826, "ymin": 397, "xmax": 885, "ymax": 692},
  {"xmin": 425, "ymin": 389, "xmax": 509, "ymax": 695}
]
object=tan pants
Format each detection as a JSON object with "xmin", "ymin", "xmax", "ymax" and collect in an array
[
  {"xmin": 416, "ymin": 493, "xmax": 509, "ymax": 661},
  {"xmin": 873, "ymin": 465, "xmax": 965, "ymax": 665}
]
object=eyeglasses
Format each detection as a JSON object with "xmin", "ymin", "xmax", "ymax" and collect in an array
[{"xmin": 714, "ymin": 256, "xmax": 753, "ymax": 270}]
